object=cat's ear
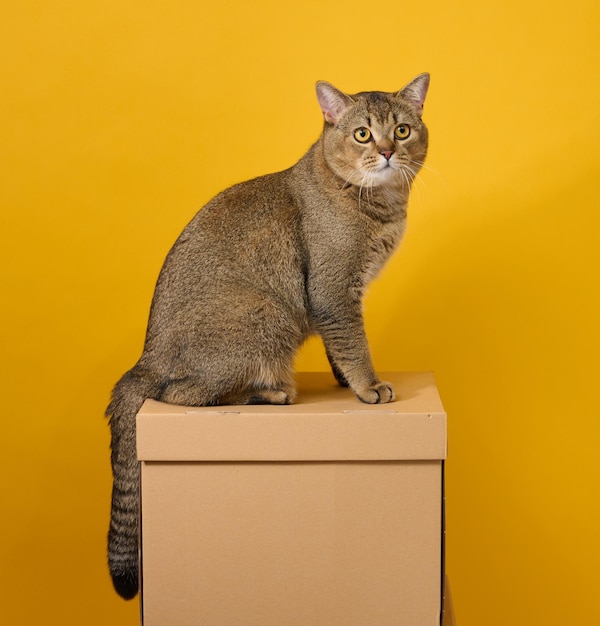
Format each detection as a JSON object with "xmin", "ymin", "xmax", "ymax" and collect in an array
[
  {"xmin": 316, "ymin": 81, "xmax": 355, "ymax": 124},
  {"xmin": 396, "ymin": 73, "xmax": 430, "ymax": 117}
]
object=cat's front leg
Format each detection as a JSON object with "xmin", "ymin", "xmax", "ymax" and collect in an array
[
  {"xmin": 325, "ymin": 348, "xmax": 349, "ymax": 388},
  {"xmin": 316, "ymin": 313, "xmax": 395, "ymax": 404},
  {"xmin": 325, "ymin": 350, "xmax": 394, "ymax": 402}
]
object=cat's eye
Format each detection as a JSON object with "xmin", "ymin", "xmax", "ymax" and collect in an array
[
  {"xmin": 353, "ymin": 127, "xmax": 372, "ymax": 143},
  {"xmin": 394, "ymin": 124, "xmax": 411, "ymax": 140}
]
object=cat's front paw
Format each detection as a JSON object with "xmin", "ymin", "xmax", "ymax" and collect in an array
[{"xmin": 356, "ymin": 382, "xmax": 395, "ymax": 404}]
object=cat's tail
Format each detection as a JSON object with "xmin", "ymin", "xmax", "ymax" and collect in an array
[{"xmin": 105, "ymin": 365, "xmax": 164, "ymax": 600}]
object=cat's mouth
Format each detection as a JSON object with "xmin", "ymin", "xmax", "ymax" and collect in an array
[
  {"xmin": 350, "ymin": 157, "xmax": 405, "ymax": 188},
  {"xmin": 355, "ymin": 167, "xmax": 395, "ymax": 189},
  {"xmin": 361, "ymin": 158, "xmax": 414, "ymax": 189},
  {"xmin": 375, "ymin": 159, "xmax": 398, "ymax": 177}
]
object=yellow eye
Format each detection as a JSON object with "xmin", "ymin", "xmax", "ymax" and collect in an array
[
  {"xmin": 394, "ymin": 124, "xmax": 411, "ymax": 140},
  {"xmin": 353, "ymin": 127, "xmax": 372, "ymax": 143}
]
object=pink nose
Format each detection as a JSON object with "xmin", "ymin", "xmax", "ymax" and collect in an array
[{"xmin": 380, "ymin": 150, "xmax": 394, "ymax": 160}]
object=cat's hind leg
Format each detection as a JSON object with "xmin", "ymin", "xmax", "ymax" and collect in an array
[
  {"xmin": 223, "ymin": 384, "xmax": 297, "ymax": 406},
  {"xmin": 158, "ymin": 376, "xmax": 297, "ymax": 407},
  {"xmin": 221, "ymin": 353, "xmax": 298, "ymax": 405},
  {"xmin": 159, "ymin": 378, "xmax": 220, "ymax": 406}
]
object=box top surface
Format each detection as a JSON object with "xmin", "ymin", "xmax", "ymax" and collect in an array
[{"xmin": 137, "ymin": 371, "xmax": 446, "ymax": 461}]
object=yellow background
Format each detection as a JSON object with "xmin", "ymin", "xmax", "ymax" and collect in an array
[{"xmin": 1, "ymin": 1, "xmax": 599, "ymax": 624}]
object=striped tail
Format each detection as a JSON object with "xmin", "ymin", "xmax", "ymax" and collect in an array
[{"xmin": 106, "ymin": 367, "xmax": 163, "ymax": 600}]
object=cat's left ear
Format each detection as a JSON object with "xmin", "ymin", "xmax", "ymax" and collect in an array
[
  {"xmin": 316, "ymin": 81, "xmax": 355, "ymax": 124},
  {"xmin": 396, "ymin": 73, "xmax": 430, "ymax": 117}
]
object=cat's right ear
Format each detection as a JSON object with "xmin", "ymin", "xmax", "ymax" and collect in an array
[
  {"xmin": 396, "ymin": 73, "xmax": 430, "ymax": 118},
  {"xmin": 316, "ymin": 81, "xmax": 354, "ymax": 124}
]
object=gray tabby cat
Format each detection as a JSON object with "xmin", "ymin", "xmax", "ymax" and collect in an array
[{"xmin": 106, "ymin": 73, "xmax": 430, "ymax": 599}]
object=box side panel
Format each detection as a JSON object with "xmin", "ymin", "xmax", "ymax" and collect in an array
[
  {"xmin": 141, "ymin": 461, "xmax": 442, "ymax": 626},
  {"xmin": 137, "ymin": 412, "xmax": 447, "ymax": 462}
]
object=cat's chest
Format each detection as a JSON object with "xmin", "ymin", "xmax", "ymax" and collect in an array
[{"xmin": 359, "ymin": 218, "xmax": 406, "ymax": 282}]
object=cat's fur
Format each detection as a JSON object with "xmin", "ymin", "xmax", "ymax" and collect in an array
[{"xmin": 106, "ymin": 74, "xmax": 430, "ymax": 599}]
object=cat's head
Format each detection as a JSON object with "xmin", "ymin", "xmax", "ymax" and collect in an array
[{"xmin": 316, "ymin": 74, "xmax": 429, "ymax": 189}]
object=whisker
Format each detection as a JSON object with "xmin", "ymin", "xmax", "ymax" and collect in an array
[
  {"xmin": 333, "ymin": 164, "xmax": 358, "ymax": 204},
  {"xmin": 401, "ymin": 163, "xmax": 428, "ymax": 206},
  {"xmin": 408, "ymin": 159, "xmax": 446, "ymax": 192},
  {"xmin": 359, "ymin": 171, "xmax": 375, "ymax": 211},
  {"xmin": 358, "ymin": 174, "xmax": 366, "ymax": 211}
]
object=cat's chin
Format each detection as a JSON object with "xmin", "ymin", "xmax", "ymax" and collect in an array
[{"xmin": 365, "ymin": 165, "xmax": 404, "ymax": 188}]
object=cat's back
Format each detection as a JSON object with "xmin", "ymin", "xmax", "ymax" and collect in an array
[
  {"xmin": 187, "ymin": 168, "xmax": 300, "ymax": 244},
  {"xmin": 154, "ymin": 167, "xmax": 306, "ymax": 303}
]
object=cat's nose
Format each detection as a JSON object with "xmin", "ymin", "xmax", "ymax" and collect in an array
[{"xmin": 380, "ymin": 150, "xmax": 394, "ymax": 161}]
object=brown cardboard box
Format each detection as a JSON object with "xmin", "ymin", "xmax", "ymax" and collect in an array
[{"xmin": 137, "ymin": 371, "xmax": 449, "ymax": 625}]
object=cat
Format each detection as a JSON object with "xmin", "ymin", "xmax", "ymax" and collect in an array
[{"xmin": 106, "ymin": 73, "xmax": 430, "ymax": 599}]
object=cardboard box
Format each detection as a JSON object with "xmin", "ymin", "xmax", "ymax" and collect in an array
[{"xmin": 137, "ymin": 371, "xmax": 449, "ymax": 625}]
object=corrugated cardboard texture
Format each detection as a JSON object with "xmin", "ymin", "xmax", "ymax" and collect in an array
[{"xmin": 138, "ymin": 371, "xmax": 447, "ymax": 626}]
